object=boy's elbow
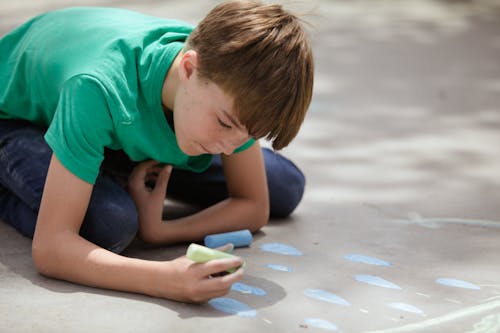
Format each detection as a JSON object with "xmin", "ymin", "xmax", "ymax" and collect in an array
[
  {"xmin": 251, "ymin": 216, "xmax": 268, "ymax": 233},
  {"xmin": 31, "ymin": 238, "xmax": 54, "ymax": 277},
  {"xmin": 32, "ymin": 229, "xmax": 69, "ymax": 278},
  {"xmin": 250, "ymin": 199, "xmax": 269, "ymax": 232}
]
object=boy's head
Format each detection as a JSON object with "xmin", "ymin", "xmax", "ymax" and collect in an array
[{"xmin": 185, "ymin": 0, "xmax": 314, "ymax": 150}]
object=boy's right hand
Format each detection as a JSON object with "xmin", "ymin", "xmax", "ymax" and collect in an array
[{"xmin": 156, "ymin": 255, "xmax": 244, "ymax": 303}]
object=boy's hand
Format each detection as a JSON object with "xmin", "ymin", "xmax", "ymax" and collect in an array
[
  {"xmin": 128, "ymin": 160, "xmax": 172, "ymax": 237},
  {"xmin": 158, "ymin": 255, "xmax": 244, "ymax": 303}
]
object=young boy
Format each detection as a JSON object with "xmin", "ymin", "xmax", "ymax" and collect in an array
[{"xmin": 0, "ymin": 1, "xmax": 313, "ymax": 302}]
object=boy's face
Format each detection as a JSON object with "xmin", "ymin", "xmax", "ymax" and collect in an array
[{"xmin": 172, "ymin": 52, "xmax": 251, "ymax": 156}]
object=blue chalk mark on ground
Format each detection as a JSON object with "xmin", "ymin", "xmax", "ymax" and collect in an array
[
  {"xmin": 303, "ymin": 318, "xmax": 338, "ymax": 331},
  {"xmin": 388, "ymin": 302, "xmax": 425, "ymax": 316},
  {"xmin": 303, "ymin": 288, "xmax": 350, "ymax": 306},
  {"xmin": 436, "ymin": 278, "xmax": 481, "ymax": 290},
  {"xmin": 208, "ymin": 297, "xmax": 257, "ymax": 317},
  {"xmin": 355, "ymin": 275, "xmax": 402, "ymax": 290},
  {"xmin": 266, "ymin": 264, "xmax": 294, "ymax": 272},
  {"xmin": 344, "ymin": 254, "xmax": 391, "ymax": 267},
  {"xmin": 231, "ymin": 282, "xmax": 267, "ymax": 296},
  {"xmin": 260, "ymin": 243, "xmax": 303, "ymax": 256}
]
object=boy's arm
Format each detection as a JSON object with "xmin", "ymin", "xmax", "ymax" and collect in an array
[
  {"xmin": 131, "ymin": 142, "xmax": 270, "ymax": 244},
  {"xmin": 32, "ymin": 154, "xmax": 243, "ymax": 302}
]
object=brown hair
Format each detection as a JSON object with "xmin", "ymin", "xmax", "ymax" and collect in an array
[{"xmin": 185, "ymin": 0, "xmax": 314, "ymax": 150}]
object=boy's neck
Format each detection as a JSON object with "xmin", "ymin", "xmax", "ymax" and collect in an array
[{"xmin": 161, "ymin": 52, "xmax": 182, "ymax": 113}]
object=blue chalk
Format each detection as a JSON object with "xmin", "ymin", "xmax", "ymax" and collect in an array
[{"xmin": 204, "ymin": 230, "xmax": 253, "ymax": 248}]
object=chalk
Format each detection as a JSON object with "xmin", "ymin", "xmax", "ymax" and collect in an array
[
  {"xmin": 204, "ymin": 229, "xmax": 253, "ymax": 248},
  {"xmin": 186, "ymin": 243, "xmax": 245, "ymax": 273}
]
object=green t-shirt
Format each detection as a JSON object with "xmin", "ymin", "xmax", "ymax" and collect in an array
[{"xmin": 0, "ymin": 7, "xmax": 253, "ymax": 184}]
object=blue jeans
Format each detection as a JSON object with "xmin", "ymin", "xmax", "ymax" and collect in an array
[{"xmin": 0, "ymin": 119, "xmax": 305, "ymax": 253}]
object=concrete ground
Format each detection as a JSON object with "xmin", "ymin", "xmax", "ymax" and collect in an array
[{"xmin": 1, "ymin": 1, "xmax": 500, "ymax": 332}]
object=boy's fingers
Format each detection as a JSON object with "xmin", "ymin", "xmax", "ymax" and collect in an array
[
  {"xmin": 199, "ymin": 267, "xmax": 244, "ymax": 295},
  {"xmin": 137, "ymin": 160, "xmax": 158, "ymax": 172},
  {"xmin": 129, "ymin": 160, "xmax": 158, "ymax": 183},
  {"xmin": 200, "ymin": 257, "xmax": 244, "ymax": 277},
  {"xmin": 152, "ymin": 165, "xmax": 172, "ymax": 197}
]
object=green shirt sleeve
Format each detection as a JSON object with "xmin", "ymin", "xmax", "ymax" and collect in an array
[{"xmin": 44, "ymin": 75, "xmax": 115, "ymax": 184}]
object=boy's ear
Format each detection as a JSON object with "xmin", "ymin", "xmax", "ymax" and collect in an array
[{"xmin": 179, "ymin": 50, "xmax": 199, "ymax": 81}]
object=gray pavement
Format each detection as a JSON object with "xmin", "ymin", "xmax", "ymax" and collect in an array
[{"xmin": 1, "ymin": 1, "xmax": 500, "ymax": 332}]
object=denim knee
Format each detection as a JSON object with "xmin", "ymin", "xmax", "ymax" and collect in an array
[
  {"xmin": 104, "ymin": 202, "xmax": 138, "ymax": 254},
  {"xmin": 81, "ymin": 197, "xmax": 138, "ymax": 253},
  {"xmin": 80, "ymin": 176, "xmax": 138, "ymax": 253},
  {"xmin": 263, "ymin": 149, "xmax": 306, "ymax": 218}
]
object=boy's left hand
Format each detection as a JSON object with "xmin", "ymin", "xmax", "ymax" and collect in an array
[{"xmin": 128, "ymin": 160, "xmax": 172, "ymax": 237}]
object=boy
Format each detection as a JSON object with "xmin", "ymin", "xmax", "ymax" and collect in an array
[{"xmin": 0, "ymin": 1, "xmax": 313, "ymax": 302}]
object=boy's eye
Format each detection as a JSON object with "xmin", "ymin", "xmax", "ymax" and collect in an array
[{"xmin": 218, "ymin": 118, "xmax": 232, "ymax": 129}]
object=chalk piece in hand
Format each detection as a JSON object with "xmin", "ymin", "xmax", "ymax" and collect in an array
[
  {"xmin": 186, "ymin": 243, "xmax": 244, "ymax": 273},
  {"xmin": 204, "ymin": 229, "xmax": 253, "ymax": 249}
]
